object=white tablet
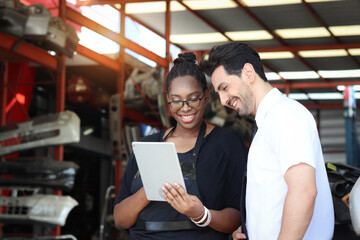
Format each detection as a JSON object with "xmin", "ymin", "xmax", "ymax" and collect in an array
[{"xmin": 132, "ymin": 141, "xmax": 187, "ymax": 201}]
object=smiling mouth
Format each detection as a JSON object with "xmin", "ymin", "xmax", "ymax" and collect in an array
[
  {"xmin": 228, "ymin": 98, "xmax": 238, "ymax": 108},
  {"xmin": 181, "ymin": 114, "xmax": 195, "ymax": 119}
]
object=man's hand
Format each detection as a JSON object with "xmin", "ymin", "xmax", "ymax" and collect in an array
[{"xmin": 232, "ymin": 226, "xmax": 247, "ymax": 239}]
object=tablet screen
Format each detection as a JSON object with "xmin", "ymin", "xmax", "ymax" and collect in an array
[{"xmin": 132, "ymin": 142, "xmax": 187, "ymax": 201}]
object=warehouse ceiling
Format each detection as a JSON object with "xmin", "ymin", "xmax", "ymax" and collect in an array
[{"xmin": 77, "ymin": 0, "xmax": 360, "ymax": 107}]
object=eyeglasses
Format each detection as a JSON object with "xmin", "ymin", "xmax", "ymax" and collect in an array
[{"xmin": 168, "ymin": 95, "xmax": 204, "ymax": 110}]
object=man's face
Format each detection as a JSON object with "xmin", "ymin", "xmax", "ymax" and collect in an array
[{"xmin": 211, "ymin": 65, "xmax": 254, "ymax": 116}]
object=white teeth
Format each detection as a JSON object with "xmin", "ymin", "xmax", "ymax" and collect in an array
[
  {"xmin": 182, "ymin": 115, "xmax": 193, "ymax": 119},
  {"xmin": 232, "ymin": 101, "xmax": 237, "ymax": 107}
]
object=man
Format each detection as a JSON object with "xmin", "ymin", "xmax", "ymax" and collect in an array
[{"xmin": 201, "ymin": 42, "xmax": 334, "ymax": 240}]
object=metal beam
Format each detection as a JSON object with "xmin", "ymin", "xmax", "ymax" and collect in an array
[
  {"xmin": 189, "ymin": 42, "xmax": 360, "ymax": 54},
  {"xmin": 254, "ymin": 43, "xmax": 360, "ymax": 53},
  {"xmin": 176, "ymin": 0, "xmax": 232, "ymax": 42},
  {"xmin": 233, "ymin": 0, "xmax": 328, "ymax": 83},
  {"xmin": 75, "ymin": 44, "xmax": 120, "ymax": 71},
  {"xmin": 304, "ymin": 103, "xmax": 343, "ymax": 109},
  {"xmin": 66, "ymin": 6, "xmax": 167, "ymax": 67},
  {"xmin": 272, "ymin": 80, "xmax": 360, "ymax": 90},
  {"xmin": 301, "ymin": 0, "xmax": 360, "ymax": 68},
  {"xmin": 0, "ymin": 32, "xmax": 58, "ymax": 70},
  {"xmin": 76, "ymin": 0, "xmax": 162, "ymax": 6}
]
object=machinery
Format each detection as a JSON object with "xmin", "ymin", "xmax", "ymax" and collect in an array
[
  {"xmin": 124, "ymin": 67, "xmax": 170, "ymax": 128},
  {"xmin": 0, "ymin": 0, "xmax": 28, "ymax": 37},
  {"xmin": 350, "ymin": 176, "xmax": 360, "ymax": 236},
  {"xmin": 326, "ymin": 162, "xmax": 360, "ymax": 239},
  {"xmin": 0, "ymin": 157, "xmax": 79, "ymax": 191},
  {"xmin": 0, "ymin": 111, "xmax": 81, "ymax": 228},
  {"xmin": 0, "ymin": 188, "xmax": 78, "ymax": 226},
  {"xmin": 0, "ymin": 0, "xmax": 79, "ymax": 57},
  {"xmin": 0, "ymin": 111, "xmax": 80, "ymax": 156}
]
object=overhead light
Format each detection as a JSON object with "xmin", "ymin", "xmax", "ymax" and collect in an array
[
  {"xmin": 308, "ymin": 92, "xmax": 343, "ymax": 100},
  {"xmin": 329, "ymin": 25, "xmax": 360, "ymax": 36},
  {"xmin": 306, "ymin": 0, "xmax": 342, "ymax": 2},
  {"xmin": 353, "ymin": 85, "xmax": 360, "ymax": 91},
  {"xmin": 337, "ymin": 85, "xmax": 346, "ymax": 91},
  {"xmin": 265, "ymin": 72, "xmax": 281, "ymax": 81},
  {"xmin": 275, "ymin": 27, "xmax": 330, "ymax": 39},
  {"xmin": 298, "ymin": 49, "xmax": 348, "ymax": 58},
  {"xmin": 183, "ymin": 0, "xmax": 236, "ymax": 10},
  {"xmin": 318, "ymin": 69, "xmax": 360, "ymax": 78},
  {"xmin": 241, "ymin": 0, "xmax": 300, "ymax": 7},
  {"xmin": 48, "ymin": 50, "xmax": 56, "ymax": 56},
  {"xmin": 241, "ymin": 0, "xmax": 340, "ymax": 7},
  {"xmin": 259, "ymin": 51, "xmax": 294, "ymax": 59},
  {"xmin": 124, "ymin": 0, "xmax": 343, "ymax": 11},
  {"xmin": 171, "ymin": 30, "xmax": 273, "ymax": 44},
  {"xmin": 337, "ymin": 85, "xmax": 360, "ymax": 91},
  {"xmin": 66, "ymin": 0, "xmax": 76, "ymax": 5},
  {"xmin": 124, "ymin": 0, "xmax": 235, "ymax": 14},
  {"xmin": 349, "ymin": 48, "xmax": 360, "ymax": 56},
  {"xmin": 170, "ymin": 33, "xmax": 227, "ymax": 44},
  {"xmin": 83, "ymin": 128, "xmax": 94, "ymax": 136},
  {"xmin": 125, "ymin": 2, "xmax": 175, "ymax": 14},
  {"xmin": 279, "ymin": 71, "xmax": 320, "ymax": 80},
  {"xmin": 226, "ymin": 30, "xmax": 273, "ymax": 41},
  {"xmin": 288, "ymin": 93, "xmax": 309, "ymax": 100}
]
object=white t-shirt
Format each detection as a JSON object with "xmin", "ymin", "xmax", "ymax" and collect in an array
[{"xmin": 246, "ymin": 88, "xmax": 334, "ymax": 240}]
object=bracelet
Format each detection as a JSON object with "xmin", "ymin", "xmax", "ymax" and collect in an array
[
  {"xmin": 190, "ymin": 206, "xmax": 207, "ymax": 224},
  {"xmin": 190, "ymin": 206, "xmax": 212, "ymax": 227},
  {"xmin": 197, "ymin": 207, "xmax": 212, "ymax": 227}
]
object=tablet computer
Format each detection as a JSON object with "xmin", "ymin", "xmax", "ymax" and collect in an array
[{"xmin": 132, "ymin": 141, "xmax": 186, "ymax": 201}]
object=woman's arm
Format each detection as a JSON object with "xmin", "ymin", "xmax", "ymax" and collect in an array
[
  {"xmin": 162, "ymin": 183, "xmax": 241, "ymax": 233},
  {"xmin": 209, "ymin": 207, "xmax": 241, "ymax": 233},
  {"xmin": 113, "ymin": 187, "xmax": 150, "ymax": 229}
]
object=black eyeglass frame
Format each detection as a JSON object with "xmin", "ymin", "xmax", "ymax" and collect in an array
[{"xmin": 167, "ymin": 94, "xmax": 205, "ymax": 110}]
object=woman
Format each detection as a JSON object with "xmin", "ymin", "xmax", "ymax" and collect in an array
[{"xmin": 113, "ymin": 52, "xmax": 247, "ymax": 239}]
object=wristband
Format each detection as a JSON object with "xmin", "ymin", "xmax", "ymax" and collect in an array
[
  {"xmin": 190, "ymin": 206, "xmax": 207, "ymax": 224},
  {"xmin": 196, "ymin": 207, "xmax": 212, "ymax": 227},
  {"xmin": 190, "ymin": 206, "xmax": 212, "ymax": 227}
]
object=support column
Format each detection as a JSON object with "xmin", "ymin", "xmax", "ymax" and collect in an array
[
  {"xmin": 114, "ymin": 3, "xmax": 126, "ymax": 195},
  {"xmin": 53, "ymin": 0, "xmax": 67, "ymax": 236},
  {"xmin": 0, "ymin": 62, "xmax": 8, "ymax": 126},
  {"xmin": 163, "ymin": 0, "xmax": 171, "ymax": 117},
  {"xmin": 344, "ymin": 86, "xmax": 359, "ymax": 167}
]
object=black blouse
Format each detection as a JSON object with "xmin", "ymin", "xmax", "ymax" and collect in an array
[{"xmin": 114, "ymin": 126, "xmax": 247, "ymax": 238}]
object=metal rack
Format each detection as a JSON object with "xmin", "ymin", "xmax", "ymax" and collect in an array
[{"xmin": 0, "ymin": 0, "xmax": 172, "ymax": 238}]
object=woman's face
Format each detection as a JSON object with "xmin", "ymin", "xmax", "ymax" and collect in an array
[{"xmin": 167, "ymin": 75, "xmax": 207, "ymax": 130}]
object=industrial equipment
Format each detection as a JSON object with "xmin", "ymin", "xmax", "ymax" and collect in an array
[{"xmin": 0, "ymin": 111, "xmax": 80, "ymax": 156}]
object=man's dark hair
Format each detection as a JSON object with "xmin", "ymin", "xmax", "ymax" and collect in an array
[
  {"xmin": 200, "ymin": 42, "xmax": 268, "ymax": 82},
  {"xmin": 166, "ymin": 52, "xmax": 208, "ymax": 93}
]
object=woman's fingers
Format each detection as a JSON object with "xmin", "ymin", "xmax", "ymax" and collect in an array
[
  {"xmin": 162, "ymin": 182, "xmax": 184, "ymax": 202},
  {"xmin": 162, "ymin": 185, "xmax": 175, "ymax": 202},
  {"xmin": 174, "ymin": 182, "xmax": 187, "ymax": 197}
]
